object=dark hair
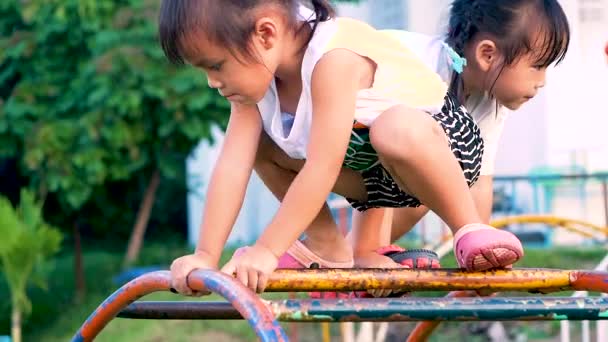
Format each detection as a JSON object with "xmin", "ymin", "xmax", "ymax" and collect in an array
[
  {"xmin": 159, "ymin": 0, "xmax": 335, "ymax": 65},
  {"xmin": 446, "ymin": 0, "xmax": 570, "ymax": 102}
]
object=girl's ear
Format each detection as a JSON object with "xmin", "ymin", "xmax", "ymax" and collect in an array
[
  {"xmin": 474, "ymin": 39, "xmax": 499, "ymax": 72},
  {"xmin": 253, "ymin": 17, "xmax": 280, "ymax": 50}
]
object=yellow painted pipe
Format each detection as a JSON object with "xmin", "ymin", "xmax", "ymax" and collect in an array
[
  {"xmin": 491, "ymin": 215, "xmax": 608, "ymax": 236},
  {"xmin": 321, "ymin": 322, "xmax": 331, "ymax": 342},
  {"xmin": 265, "ymin": 268, "xmax": 573, "ymax": 293}
]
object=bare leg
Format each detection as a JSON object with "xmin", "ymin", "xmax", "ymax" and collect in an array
[
  {"xmin": 369, "ymin": 105, "xmax": 481, "ymax": 234},
  {"xmin": 387, "ymin": 175, "xmax": 494, "ymax": 241},
  {"xmin": 255, "ymin": 133, "xmax": 366, "ymax": 262},
  {"xmin": 388, "ymin": 206, "xmax": 430, "ymax": 242},
  {"xmin": 368, "ymin": 106, "xmax": 522, "ymax": 271},
  {"xmin": 348, "ymin": 208, "xmax": 402, "ymax": 267}
]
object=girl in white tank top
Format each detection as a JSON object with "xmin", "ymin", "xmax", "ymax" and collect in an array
[{"xmin": 159, "ymin": 0, "xmax": 531, "ymax": 295}]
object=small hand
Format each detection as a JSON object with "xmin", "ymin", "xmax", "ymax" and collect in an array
[
  {"xmin": 355, "ymin": 252, "xmax": 408, "ymax": 297},
  {"xmin": 221, "ymin": 244, "xmax": 279, "ymax": 293},
  {"xmin": 170, "ymin": 251, "xmax": 216, "ymax": 296}
]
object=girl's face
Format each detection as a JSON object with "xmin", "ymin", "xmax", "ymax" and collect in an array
[
  {"xmin": 180, "ymin": 31, "xmax": 279, "ymax": 105},
  {"xmin": 179, "ymin": 7, "xmax": 289, "ymax": 105},
  {"xmin": 491, "ymin": 53, "xmax": 547, "ymax": 110},
  {"xmin": 469, "ymin": 36, "xmax": 549, "ymax": 110}
]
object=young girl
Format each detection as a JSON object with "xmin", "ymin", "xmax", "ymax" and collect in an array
[
  {"xmin": 350, "ymin": 0, "xmax": 571, "ymax": 272},
  {"xmin": 161, "ymin": 0, "xmax": 524, "ymax": 296}
]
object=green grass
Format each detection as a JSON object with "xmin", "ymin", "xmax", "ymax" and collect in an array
[{"xmin": 1, "ymin": 241, "xmax": 606, "ymax": 341}]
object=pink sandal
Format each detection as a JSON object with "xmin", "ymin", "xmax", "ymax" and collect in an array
[
  {"xmin": 277, "ymin": 240, "xmax": 354, "ymax": 299},
  {"xmin": 376, "ymin": 245, "xmax": 441, "ymax": 269},
  {"xmin": 353, "ymin": 245, "xmax": 440, "ymax": 298},
  {"xmin": 453, "ymin": 223, "xmax": 524, "ymax": 271}
]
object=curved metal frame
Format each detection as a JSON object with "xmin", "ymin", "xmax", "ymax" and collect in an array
[
  {"xmin": 491, "ymin": 215, "xmax": 608, "ymax": 240},
  {"xmin": 73, "ymin": 268, "xmax": 608, "ymax": 341},
  {"xmin": 71, "ymin": 270, "xmax": 286, "ymax": 342}
]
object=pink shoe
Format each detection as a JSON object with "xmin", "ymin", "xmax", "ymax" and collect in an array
[
  {"xmin": 353, "ymin": 245, "xmax": 441, "ymax": 298},
  {"xmin": 277, "ymin": 240, "xmax": 353, "ymax": 299},
  {"xmin": 376, "ymin": 245, "xmax": 441, "ymax": 269},
  {"xmin": 453, "ymin": 224, "xmax": 524, "ymax": 271}
]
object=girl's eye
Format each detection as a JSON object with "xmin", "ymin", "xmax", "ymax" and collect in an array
[{"xmin": 209, "ymin": 63, "xmax": 223, "ymax": 71}]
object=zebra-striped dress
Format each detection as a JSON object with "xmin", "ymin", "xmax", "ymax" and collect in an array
[{"xmin": 257, "ymin": 8, "xmax": 484, "ymax": 211}]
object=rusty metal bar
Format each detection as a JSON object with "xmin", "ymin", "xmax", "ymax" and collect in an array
[
  {"xmin": 118, "ymin": 301, "xmax": 242, "ymax": 320},
  {"xmin": 74, "ymin": 268, "xmax": 608, "ymax": 341},
  {"xmin": 116, "ymin": 297, "xmax": 608, "ymax": 322},
  {"xmin": 72, "ymin": 271, "xmax": 171, "ymax": 342},
  {"xmin": 407, "ymin": 270, "xmax": 608, "ymax": 342},
  {"xmin": 264, "ymin": 269, "xmax": 608, "ymax": 293},
  {"xmin": 187, "ymin": 269, "xmax": 286, "ymax": 341},
  {"xmin": 571, "ymin": 271, "xmax": 608, "ymax": 293},
  {"xmin": 72, "ymin": 270, "xmax": 286, "ymax": 342}
]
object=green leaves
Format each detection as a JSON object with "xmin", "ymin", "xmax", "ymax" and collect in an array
[
  {"xmin": 0, "ymin": 189, "xmax": 63, "ymax": 315},
  {"xmin": 0, "ymin": 0, "xmax": 229, "ymax": 213},
  {"xmin": 0, "ymin": 197, "xmax": 20, "ymax": 255}
]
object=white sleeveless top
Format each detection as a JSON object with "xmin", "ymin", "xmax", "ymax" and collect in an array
[
  {"xmin": 383, "ymin": 31, "xmax": 508, "ymax": 176},
  {"xmin": 256, "ymin": 6, "xmax": 336, "ymax": 160},
  {"xmin": 257, "ymin": 6, "xmax": 448, "ymax": 161}
]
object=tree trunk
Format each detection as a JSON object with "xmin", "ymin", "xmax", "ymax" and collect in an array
[
  {"xmin": 11, "ymin": 307, "xmax": 21, "ymax": 342},
  {"xmin": 123, "ymin": 170, "xmax": 161, "ymax": 268},
  {"xmin": 74, "ymin": 221, "xmax": 86, "ymax": 302}
]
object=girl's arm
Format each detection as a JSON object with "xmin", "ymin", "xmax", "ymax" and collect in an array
[
  {"xmin": 257, "ymin": 49, "xmax": 366, "ymax": 256},
  {"xmin": 196, "ymin": 103, "xmax": 262, "ymax": 266}
]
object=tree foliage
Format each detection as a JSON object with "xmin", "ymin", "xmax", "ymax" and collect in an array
[{"xmin": 0, "ymin": 0, "xmax": 229, "ymax": 216}]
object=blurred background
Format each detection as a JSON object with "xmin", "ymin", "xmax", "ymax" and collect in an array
[{"xmin": 1, "ymin": 0, "xmax": 607, "ymax": 341}]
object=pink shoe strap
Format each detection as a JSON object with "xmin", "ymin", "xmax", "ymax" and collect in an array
[
  {"xmin": 287, "ymin": 240, "xmax": 353, "ymax": 268},
  {"xmin": 376, "ymin": 244, "xmax": 405, "ymax": 255},
  {"xmin": 453, "ymin": 223, "xmax": 495, "ymax": 245}
]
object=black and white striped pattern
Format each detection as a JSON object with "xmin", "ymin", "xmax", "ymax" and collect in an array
[{"xmin": 347, "ymin": 94, "xmax": 484, "ymax": 211}]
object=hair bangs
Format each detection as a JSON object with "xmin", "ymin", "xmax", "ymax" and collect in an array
[
  {"xmin": 528, "ymin": 0, "xmax": 570, "ymax": 67},
  {"xmin": 159, "ymin": 0, "xmax": 198, "ymax": 65},
  {"xmin": 159, "ymin": 0, "xmax": 257, "ymax": 66}
]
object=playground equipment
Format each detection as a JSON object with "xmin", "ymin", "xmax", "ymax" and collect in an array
[
  {"xmin": 73, "ymin": 267, "xmax": 608, "ymax": 341},
  {"xmin": 560, "ymin": 252, "xmax": 608, "ymax": 342},
  {"xmin": 405, "ymin": 215, "xmax": 608, "ymax": 342},
  {"xmin": 72, "ymin": 212, "xmax": 608, "ymax": 342}
]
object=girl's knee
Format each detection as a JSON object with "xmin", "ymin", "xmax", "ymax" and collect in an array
[{"xmin": 370, "ymin": 106, "xmax": 445, "ymax": 162}]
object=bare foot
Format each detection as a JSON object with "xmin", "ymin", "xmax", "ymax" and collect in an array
[
  {"xmin": 354, "ymin": 252, "xmax": 404, "ymax": 297},
  {"xmin": 354, "ymin": 252, "xmax": 403, "ymax": 268}
]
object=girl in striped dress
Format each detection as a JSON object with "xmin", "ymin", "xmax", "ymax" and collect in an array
[
  {"xmin": 160, "ymin": 0, "xmax": 524, "ymax": 295},
  {"xmin": 350, "ymin": 0, "xmax": 570, "ymax": 285}
]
